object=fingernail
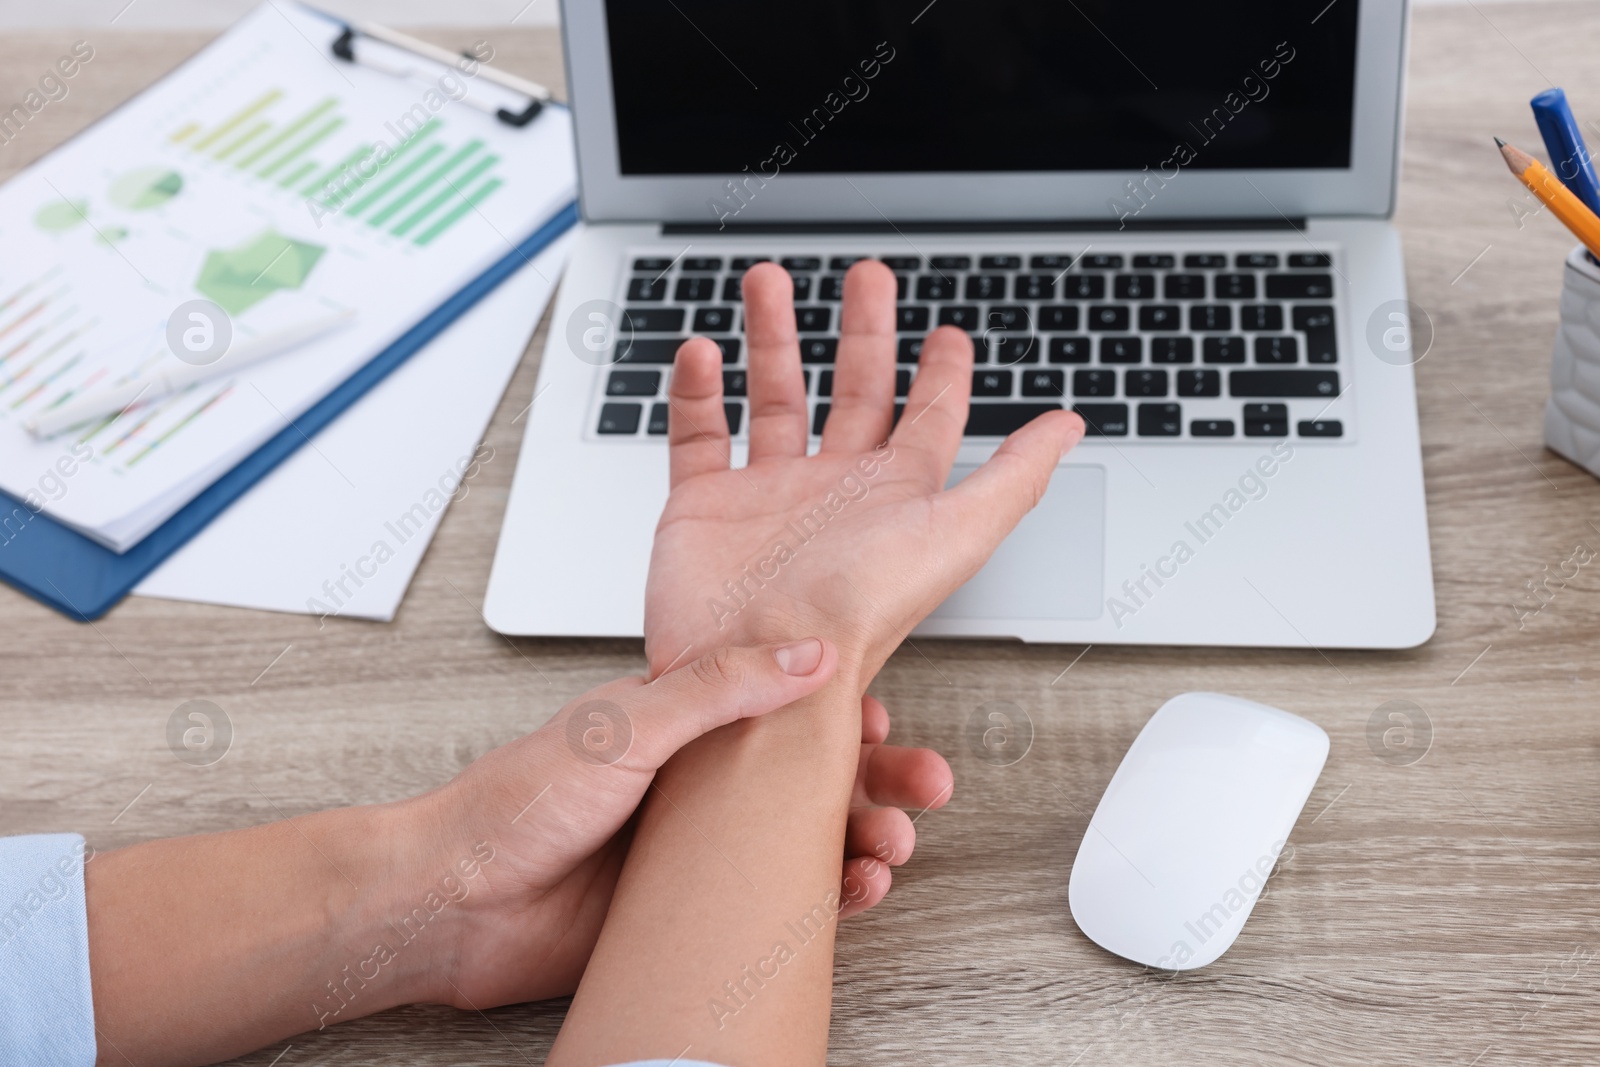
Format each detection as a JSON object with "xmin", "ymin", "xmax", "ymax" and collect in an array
[{"xmin": 774, "ymin": 638, "xmax": 823, "ymax": 676}]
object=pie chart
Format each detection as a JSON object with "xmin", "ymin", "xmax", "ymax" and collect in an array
[{"xmin": 109, "ymin": 166, "xmax": 183, "ymax": 210}]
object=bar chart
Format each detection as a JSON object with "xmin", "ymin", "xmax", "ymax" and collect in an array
[{"xmin": 170, "ymin": 90, "xmax": 503, "ymax": 248}]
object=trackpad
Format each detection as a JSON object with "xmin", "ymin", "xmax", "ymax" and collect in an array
[{"xmin": 930, "ymin": 464, "xmax": 1106, "ymax": 622}]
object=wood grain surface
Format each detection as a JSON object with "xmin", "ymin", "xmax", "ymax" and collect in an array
[{"xmin": 1, "ymin": 6, "xmax": 1597, "ymax": 1064}]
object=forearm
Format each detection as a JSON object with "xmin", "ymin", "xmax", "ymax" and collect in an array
[
  {"xmin": 549, "ymin": 672, "xmax": 865, "ymax": 1067},
  {"xmin": 86, "ymin": 800, "xmax": 461, "ymax": 1066}
]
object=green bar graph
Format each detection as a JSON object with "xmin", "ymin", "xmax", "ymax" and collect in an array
[
  {"xmin": 301, "ymin": 144, "xmax": 373, "ymax": 199},
  {"xmin": 238, "ymin": 97, "xmax": 338, "ymax": 170},
  {"xmin": 327, "ymin": 119, "xmax": 441, "ymax": 210},
  {"xmin": 191, "ymin": 89, "xmax": 282, "ymax": 151},
  {"xmin": 277, "ymin": 160, "xmax": 317, "ymax": 189},
  {"xmin": 392, "ymin": 154, "xmax": 498, "ymax": 237},
  {"xmin": 346, "ymin": 141, "xmax": 443, "ymax": 218},
  {"xmin": 258, "ymin": 117, "xmax": 343, "ymax": 180},
  {"xmin": 213, "ymin": 120, "xmax": 268, "ymax": 162},
  {"xmin": 415, "ymin": 177, "xmax": 503, "ymax": 246},
  {"xmin": 369, "ymin": 139, "xmax": 482, "ymax": 227}
]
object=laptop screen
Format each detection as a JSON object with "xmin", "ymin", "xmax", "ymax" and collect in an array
[{"xmin": 604, "ymin": 0, "xmax": 1360, "ymax": 176}]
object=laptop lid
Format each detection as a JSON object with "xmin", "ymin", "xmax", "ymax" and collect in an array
[{"xmin": 563, "ymin": 0, "xmax": 1406, "ymax": 227}]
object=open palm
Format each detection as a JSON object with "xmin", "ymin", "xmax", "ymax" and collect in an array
[{"xmin": 643, "ymin": 260, "xmax": 1085, "ymax": 682}]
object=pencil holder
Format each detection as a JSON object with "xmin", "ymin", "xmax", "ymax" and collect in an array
[{"xmin": 1545, "ymin": 245, "xmax": 1600, "ymax": 480}]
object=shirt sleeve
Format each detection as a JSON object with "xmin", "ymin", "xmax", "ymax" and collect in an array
[{"xmin": 0, "ymin": 834, "xmax": 96, "ymax": 1067}]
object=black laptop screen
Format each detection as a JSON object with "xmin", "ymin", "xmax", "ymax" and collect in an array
[{"xmin": 603, "ymin": 0, "xmax": 1360, "ymax": 175}]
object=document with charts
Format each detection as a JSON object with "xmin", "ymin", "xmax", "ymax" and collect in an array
[{"xmin": 0, "ymin": 1, "xmax": 574, "ymax": 550}]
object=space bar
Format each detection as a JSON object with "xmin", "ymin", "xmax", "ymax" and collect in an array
[{"xmin": 963, "ymin": 403, "xmax": 1063, "ymax": 436}]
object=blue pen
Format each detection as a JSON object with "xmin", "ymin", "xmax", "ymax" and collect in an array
[{"xmin": 1531, "ymin": 88, "xmax": 1600, "ymax": 217}]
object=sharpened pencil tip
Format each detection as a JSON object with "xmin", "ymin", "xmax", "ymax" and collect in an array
[{"xmin": 1494, "ymin": 136, "xmax": 1507, "ymax": 148}]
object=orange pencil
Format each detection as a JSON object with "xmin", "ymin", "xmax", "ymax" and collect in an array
[{"xmin": 1497, "ymin": 136, "xmax": 1600, "ymax": 259}]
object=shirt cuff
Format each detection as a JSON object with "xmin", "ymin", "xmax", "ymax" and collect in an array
[{"xmin": 0, "ymin": 833, "xmax": 96, "ymax": 1067}]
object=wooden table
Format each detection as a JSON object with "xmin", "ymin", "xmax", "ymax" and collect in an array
[{"xmin": 2, "ymin": 5, "xmax": 1597, "ymax": 1064}]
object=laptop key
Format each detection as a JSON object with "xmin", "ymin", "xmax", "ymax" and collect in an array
[
  {"xmin": 1299, "ymin": 419, "xmax": 1344, "ymax": 437},
  {"xmin": 632, "ymin": 257, "xmax": 673, "ymax": 272},
  {"xmin": 1074, "ymin": 369, "xmax": 1117, "ymax": 397},
  {"xmin": 1050, "ymin": 337, "xmax": 1091, "ymax": 363},
  {"xmin": 647, "ymin": 402, "xmax": 669, "ymax": 434},
  {"xmin": 722, "ymin": 277, "xmax": 744, "ymax": 301},
  {"xmin": 994, "ymin": 335, "xmax": 1039, "ymax": 364},
  {"xmin": 1164, "ymin": 273, "xmax": 1206, "ymax": 300},
  {"xmin": 1183, "ymin": 253, "xmax": 1227, "ymax": 269},
  {"xmin": 1082, "ymin": 253, "xmax": 1124, "ymax": 269},
  {"xmin": 722, "ymin": 370, "xmax": 747, "ymax": 397},
  {"xmin": 1133, "ymin": 253, "xmax": 1176, "ymax": 269},
  {"xmin": 965, "ymin": 403, "xmax": 1063, "ymax": 435},
  {"xmin": 1254, "ymin": 336, "xmax": 1298, "ymax": 363},
  {"xmin": 817, "ymin": 370, "xmax": 833, "ymax": 397},
  {"xmin": 819, "ymin": 275, "xmax": 845, "ymax": 300},
  {"xmin": 897, "ymin": 306, "xmax": 930, "ymax": 332},
  {"xmin": 1030, "ymin": 254, "xmax": 1073, "ymax": 270},
  {"xmin": 693, "ymin": 307, "xmax": 735, "ymax": 332},
  {"xmin": 729, "ymin": 256, "xmax": 769, "ymax": 270},
  {"xmin": 1293, "ymin": 305, "xmax": 1334, "ymax": 331},
  {"xmin": 828, "ymin": 256, "xmax": 866, "ymax": 270},
  {"xmin": 812, "ymin": 403, "xmax": 830, "ymax": 435},
  {"xmin": 628, "ymin": 277, "xmax": 667, "ymax": 301},
  {"xmin": 800, "ymin": 338, "xmax": 838, "ymax": 363},
  {"xmin": 1190, "ymin": 305, "xmax": 1232, "ymax": 331},
  {"xmin": 790, "ymin": 276, "xmax": 814, "ymax": 301},
  {"xmin": 917, "ymin": 275, "xmax": 957, "ymax": 301},
  {"xmin": 682, "ymin": 256, "xmax": 722, "ymax": 271},
  {"xmin": 1099, "ymin": 336, "xmax": 1142, "ymax": 364},
  {"xmin": 1191, "ymin": 418, "xmax": 1235, "ymax": 437},
  {"xmin": 1230, "ymin": 370, "xmax": 1339, "ymax": 397},
  {"xmin": 987, "ymin": 305, "xmax": 1029, "ymax": 330},
  {"xmin": 1016, "ymin": 274, "xmax": 1056, "ymax": 300},
  {"xmin": 597, "ymin": 402, "xmax": 642, "ymax": 434},
  {"xmin": 1114, "ymin": 273, "xmax": 1157, "ymax": 300},
  {"xmin": 1138, "ymin": 304, "xmax": 1182, "ymax": 331},
  {"xmin": 939, "ymin": 305, "xmax": 980, "ymax": 330},
  {"xmin": 1239, "ymin": 305, "xmax": 1284, "ymax": 331},
  {"xmin": 674, "ymin": 276, "xmax": 716, "ymax": 301},
  {"xmin": 624, "ymin": 307, "xmax": 685, "ymax": 332},
  {"xmin": 607, "ymin": 370, "xmax": 661, "ymax": 396},
  {"xmin": 1022, "ymin": 369, "xmax": 1065, "ymax": 396},
  {"xmin": 881, "ymin": 255, "xmax": 921, "ymax": 271},
  {"xmin": 980, "ymin": 254, "xmax": 1022, "ymax": 269},
  {"xmin": 724, "ymin": 402, "xmax": 744, "ymax": 434},
  {"xmin": 898, "ymin": 337, "xmax": 924, "ymax": 363},
  {"xmin": 1236, "ymin": 253, "xmax": 1279, "ymax": 269},
  {"xmin": 973, "ymin": 370, "xmax": 1013, "ymax": 397},
  {"xmin": 1266, "ymin": 274, "xmax": 1334, "ymax": 299},
  {"xmin": 1138, "ymin": 402, "xmax": 1182, "ymax": 436},
  {"xmin": 1062, "ymin": 274, "xmax": 1106, "ymax": 300},
  {"xmin": 1176, "ymin": 369, "xmax": 1222, "ymax": 397},
  {"xmin": 1151, "ymin": 337, "xmax": 1194, "ymax": 363},
  {"xmin": 1202, "ymin": 337, "xmax": 1246, "ymax": 363},
  {"xmin": 797, "ymin": 307, "xmax": 832, "ymax": 332},
  {"xmin": 706, "ymin": 337, "xmax": 741, "ymax": 363},
  {"xmin": 1214, "ymin": 273, "xmax": 1256, "ymax": 300},
  {"xmin": 1088, "ymin": 305, "xmax": 1130, "ymax": 331},
  {"xmin": 1288, "ymin": 252, "xmax": 1332, "ymax": 268},
  {"xmin": 1243, "ymin": 402, "xmax": 1289, "ymax": 437},
  {"xmin": 895, "ymin": 369, "xmax": 912, "ymax": 397},
  {"xmin": 1306, "ymin": 331, "xmax": 1338, "ymax": 363},
  {"xmin": 780, "ymin": 256, "xmax": 821, "ymax": 271},
  {"xmin": 1126, "ymin": 369, "xmax": 1168, "ymax": 397},
  {"xmin": 931, "ymin": 255, "xmax": 972, "ymax": 271},
  {"xmin": 966, "ymin": 274, "xmax": 1006, "ymax": 300},
  {"xmin": 1038, "ymin": 305, "xmax": 1078, "ymax": 330},
  {"xmin": 1074, "ymin": 402, "xmax": 1130, "ymax": 435},
  {"xmin": 617, "ymin": 338, "xmax": 683, "ymax": 363}
]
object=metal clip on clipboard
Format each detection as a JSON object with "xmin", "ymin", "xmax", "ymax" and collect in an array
[{"xmin": 331, "ymin": 21, "xmax": 551, "ymax": 127}]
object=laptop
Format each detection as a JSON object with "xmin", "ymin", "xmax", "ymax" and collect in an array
[{"xmin": 484, "ymin": 0, "xmax": 1436, "ymax": 649}]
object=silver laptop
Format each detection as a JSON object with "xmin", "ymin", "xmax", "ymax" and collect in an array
[{"xmin": 485, "ymin": 0, "xmax": 1435, "ymax": 649}]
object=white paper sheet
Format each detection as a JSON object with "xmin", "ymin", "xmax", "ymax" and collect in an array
[
  {"xmin": 134, "ymin": 229, "xmax": 575, "ymax": 621},
  {"xmin": 0, "ymin": 2, "xmax": 575, "ymax": 549}
]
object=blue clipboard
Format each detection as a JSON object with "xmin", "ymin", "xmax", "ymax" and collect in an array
[{"xmin": 0, "ymin": 200, "xmax": 579, "ymax": 621}]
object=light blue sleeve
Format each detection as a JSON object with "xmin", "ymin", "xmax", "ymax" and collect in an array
[{"xmin": 0, "ymin": 834, "xmax": 97, "ymax": 1067}]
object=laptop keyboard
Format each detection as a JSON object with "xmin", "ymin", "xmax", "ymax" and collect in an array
[{"xmin": 590, "ymin": 247, "xmax": 1348, "ymax": 443}]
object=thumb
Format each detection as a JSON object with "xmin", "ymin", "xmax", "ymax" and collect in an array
[{"xmin": 594, "ymin": 639, "xmax": 837, "ymax": 771}]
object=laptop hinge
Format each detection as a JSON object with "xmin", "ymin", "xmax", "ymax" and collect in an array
[{"xmin": 662, "ymin": 217, "xmax": 1304, "ymax": 235}]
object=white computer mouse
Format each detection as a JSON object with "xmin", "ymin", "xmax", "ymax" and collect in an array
[{"xmin": 1068, "ymin": 692, "xmax": 1329, "ymax": 971}]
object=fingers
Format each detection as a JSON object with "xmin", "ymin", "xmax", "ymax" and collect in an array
[
  {"xmin": 934, "ymin": 409, "xmax": 1085, "ymax": 569},
  {"xmin": 860, "ymin": 693, "xmax": 889, "ymax": 745},
  {"xmin": 667, "ymin": 336, "xmax": 731, "ymax": 488},
  {"xmin": 838, "ymin": 855, "xmax": 893, "ymax": 919},
  {"xmin": 592, "ymin": 639, "xmax": 837, "ymax": 770},
  {"xmin": 890, "ymin": 325, "xmax": 976, "ymax": 489},
  {"xmin": 855, "ymin": 743, "xmax": 955, "ymax": 811},
  {"xmin": 820, "ymin": 260, "xmax": 898, "ymax": 454},
  {"xmin": 741, "ymin": 263, "xmax": 809, "ymax": 463},
  {"xmin": 845, "ymin": 805, "xmax": 914, "ymax": 868}
]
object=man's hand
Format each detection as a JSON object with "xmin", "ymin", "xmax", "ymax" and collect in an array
[{"xmin": 644, "ymin": 260, "xmax": 1085, "ymax": 681}]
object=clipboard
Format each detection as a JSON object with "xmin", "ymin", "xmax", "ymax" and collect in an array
[{"xmin": 0, "ymin": 5, "xmax": 579, "ymax": 620}]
